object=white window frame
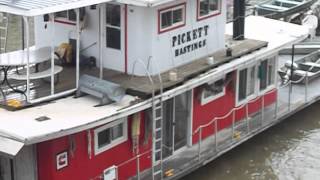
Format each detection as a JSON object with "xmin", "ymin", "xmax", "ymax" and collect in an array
[
  {"xmin": 105, "ymin": 3, "xmax": 122, "ymax": 50},
  {"xmin": 201, "ymin": 77, "xmax": 226, "ymax": 105},
  {"xmin": 258, "ymin": 56, "xmax": 277, "ymax": 95},
  {"xmin": 236, "ymin": 64, "xmax": 259, "ymax": 106},
  {"xmin": 197, "ymin": 0, "xmax": 221, "ymax": 20},
  {"xmin": 159, "ymin": 3, "xmax": 186, "ymax": 33},
  {"xmin": 94, "ymin": 118, "xmax": 128, "ymax": 155}
]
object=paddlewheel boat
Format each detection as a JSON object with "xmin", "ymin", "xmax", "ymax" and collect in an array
[{"xmin": 0, "ymin": 0, "xmax": 310, "ymax": 180}]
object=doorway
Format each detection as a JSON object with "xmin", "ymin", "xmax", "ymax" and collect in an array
[
  {"xmin": 102, "ymin": 3, "xmax": 125, "ymax": 71},
  {"xmin": 162, "ymin": 91, "xmax": 192, "ymax": 159}
]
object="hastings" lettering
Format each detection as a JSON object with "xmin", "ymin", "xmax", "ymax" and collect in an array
[{"xmin": 172, "ymin": 25, "xmax": 209, "ymax": 57}]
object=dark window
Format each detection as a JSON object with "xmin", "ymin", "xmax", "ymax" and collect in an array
[
  {"xmin": 159, "ymin": 4, "xmax": 185, "ymax": 32},
  {"xmin": 112, "ymin": 123, "xmax": 123, "ymax": 139},
  {"xmin": 55, "ymin": 11, "xmax": 68, "ymax": 19},
  {"xmin": 106, "ymin": 4, "xmax": 121, "ymax": 50},
  {"xmin": 199, "ymin": 0, "xmax": 220, "ymax": 18},
  {"xmin": 259, "ymin": 60, "xmax": 268, "ymax": 91},
  {"xmin": 98, "ymin": 128, "xmax": 111, "ymax": 148},
  {"xmin": 95, "ymin": 119, "xmax": 127, "ymax": 155},
  {"xmin": 247, "ymin": 66, "xmax": 256, "ymax": 96},
  {"xmin": 161, "ymin": 11, "xmax": 173, "ymax": 29},
  {"xmin": 68, "ymin": 10, "xmax": 77, "ymax": 21},
  {"xmin": 259, "ymin": 58, "xmax": 276, "ymax": 91},
  {"xmin": 172, "ymin": 9, "xmax": 183, "ymax": 24},
  {"xmin": 106, "ymin": 27, "xmax": 121, "ymax": 49},
  {"xmin": 55, "ymin": 8, "xmax": 85, "ymax": 22},
  {"xmin": 106, "ymin": 4, "xmax": 121, "ymax": 27},
  {"xmin": 203, "ymin": 79, "xmax": 224, "ymax": 99},
  {"xmin": 97, "ymin": 122, "xmax": 125, "ymax": 149},
  {"xmin": 238, "ymin": 68, "xmax": 247, "ymax": 102}
]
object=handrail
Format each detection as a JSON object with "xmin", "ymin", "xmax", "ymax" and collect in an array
[
  {"xmin": 89, "ymin": 149, "xmax": 152, "ymax": 180},
  {"xmin": 117, "ymin": 149, "xmax": 152, "ymax": 168},
  {"xmin": 192, "ymin": 88, "xmax": 277, "ymax": 135}
]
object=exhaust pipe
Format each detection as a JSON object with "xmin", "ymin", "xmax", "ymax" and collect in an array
[{"xmin": 233, "ymin": 0, "xmax": 246, "ymax": 40}]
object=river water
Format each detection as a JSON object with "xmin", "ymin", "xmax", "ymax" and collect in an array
[
  {"xmin": 184, "ymin": 102, "xmax": 320, "ymax": 180},
  {"xmin": 184, "ymin": 1, "xmax": 320, "ymax": 180}
]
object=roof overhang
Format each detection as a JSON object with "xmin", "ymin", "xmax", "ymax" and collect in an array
[
  {"xmin": 0, "ymin": 0, "xmax": 177, "ymax": 17},
  {"xmin": 0, "ymin": 136, "xmax": 24, "ymax": 158},
  {"xmin": 0, "ymin": 0, "xmax": 112, "ymax": 17}
]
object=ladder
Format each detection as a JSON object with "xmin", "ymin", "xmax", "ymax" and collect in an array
[
  {"xmin": 0, "ymin": 12, "xmax": 9, "ymax": 53},
  {"xmin": 150, "ymin": 57, "xmax": 164, "ymax": 180},
  {"xmin": 152, "ymin": 94, "xmax": 163, "ymax": 180},
  {"xmin": 131, "ymin": 58, "xmax": 163, "ymax": 180}
]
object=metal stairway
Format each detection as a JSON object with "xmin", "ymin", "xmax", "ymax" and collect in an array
[{"xmin": 0, "ymin": 12, "xmax": 9, "ymax": 53}]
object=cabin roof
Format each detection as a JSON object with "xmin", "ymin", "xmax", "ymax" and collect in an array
[
  {"xmin": 0, "ymin": 0, "xmax": 174, "ymax": 16},
  {"xmin": 0, "ymin": 16, "xmax": 309, "ymax": 157}
]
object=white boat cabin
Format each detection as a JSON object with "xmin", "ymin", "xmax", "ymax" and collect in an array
[
  {"xmin": 0, "ymin": 0, "xmax": 226, "ymax": 107},
  {"xmin": 34, "ymin": 0, "xmax": 226, "ymax": 75}
]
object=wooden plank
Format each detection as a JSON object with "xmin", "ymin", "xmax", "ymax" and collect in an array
[{"xmin": 109, "ymin": 37, "xmax": 268, "ymax": 98}]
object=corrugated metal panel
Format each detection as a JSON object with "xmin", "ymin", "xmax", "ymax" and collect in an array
[
  {"xmin": 0, "ymin": 0, "xmax": 178, "ymax": 16},
  {"xmin": 0, "ymin": 0, "xmax": 113, "ymax": 16},
  {"xmin": 0, "ymin": 0, "xmax": 84, "ymax": 10}
]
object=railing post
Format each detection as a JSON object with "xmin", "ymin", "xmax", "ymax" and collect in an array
[
  {"xmin": 232, "ymin": 110, "xmax": 235, "ymax": 142},
  {"xmin": 50, "ymin": 13, "xmax": 55, "ymax": 95},
  {"xmin": 23, "ymin": 16, "xmax": 30, "ymax": 102},
  {"xmin": 305, "ymin": 73, "xmax": 308, "ymax": 103},
  {"xmin": 215, "ymin": 120, "xmax": 218, "ymax": 152},
  {"xmin": 246, "ymin": 103, "xmax": 250, "ymax": 134},
  {"xmin": 274, "ymin": 90, "xmax": 278, "ymax": 119},
  {"xmin": 198, "ymin": 128, "xmax": 202, "ymax": 162},
  {"xmin": 288, "ymin": 81, "xmax": 292, "ymax": 112},
  {"xmin": 261, "ymin": 96, "xmax": 265, "ymax": 126},
  {"xmin": 136, "ymin": 154, "xmax": 140, "ymax": 180}
]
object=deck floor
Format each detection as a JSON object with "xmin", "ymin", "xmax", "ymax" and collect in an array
[{"xmin": 0, "ymin": 36, "xmax": 267, "ymax": 109}]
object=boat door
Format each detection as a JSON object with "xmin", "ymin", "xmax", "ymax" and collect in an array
[
  {"xmin": 102, "ymin": 3, "xmax": 125, "ymax": 72},
  {"xmin": 162, "ymin": 91, "xmax": 192, "ymax": 159}
]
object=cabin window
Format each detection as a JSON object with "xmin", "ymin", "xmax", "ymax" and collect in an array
[
  {"xmin": 259, "ymin": 57, "xmax": 276, "ymax": 91},
  {"xmin": 197, "ymin": 0, "xmax": 221, "ymax": 20},
  {"xmin": 94, "ymin": 118, "xmax": 128, "ymax": 155},
  {"xmin": 237, "ymin": 65, "xmax": 257, "ymax": 104},
  {"xmin": 201, "ymin": 78, "xmax": 225, "ymax": 105},
  {"xmin": 159, "ymin": 3, "xmax": 186, "ymax": 33},
  {"xmin": 55, "ymin": 8, "xmax": 85, "ymax": 24},
  {"xmin": 106, "ymin": 4, "xmax": 121, "ymax": 49}
]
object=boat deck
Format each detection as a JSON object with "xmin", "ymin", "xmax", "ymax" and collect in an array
[
  {"xmin": 0, "ymin": 36, "xmax": 267, "ymax": 109},
  {"xmin": 110, "ymin": 36, "xmax": 267, "ymax": 98}
]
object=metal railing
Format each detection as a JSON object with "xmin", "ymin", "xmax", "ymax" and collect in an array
[
  {"xmin": 191, "ymin": 65, "xmax": 316, "ymax": 171},
  {"xmin": 89, "ymin": 149, "xmax": 152, "ymax": 180},
  {"xmin": 193, "ymin": 88, "xmax": 277, "ymax": 162}
]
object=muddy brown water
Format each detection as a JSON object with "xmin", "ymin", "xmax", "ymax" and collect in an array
[{"xmin": 184, "ymin": 101, "xmax": 320, "ymax": 180}]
